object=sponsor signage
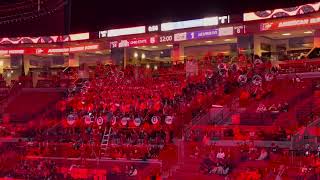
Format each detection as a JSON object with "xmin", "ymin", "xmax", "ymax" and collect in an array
[
  {"xmin": 218, "ymin": 27, "xmax": 234, "ymax": 36},
  {"xmin": 187, "ymin": 29, "xmax": 219, "ymax": 40},
  {"xmin": 244, "ymin": 1, "xmax": 320, "ymax": 21},
  {"xmin": 174, "ymin": 32, "xmax": 187, "ymax": 42},
  {"xmin": 161, "ymin": 16, "xmax": 230, "ymax": 31},
  {"xmin": 99, "ymin": 31, "xmax": 108, "ymax": 38},
  {"xmin": 110, "ymin": 36, "xmax": 158, "ymax": 48},
  {"xmin": 173, "ymin": 25, "xmax": 245, "ymax": 42},
  {"xmin": 0, "ymin": 32, "xmax": 90, "ymax": 45},
  {"xmin": 100, "ymin": 26, "xmax": 146, "ymax": 38},
  {"xmin": 260, "ymin": 16, "xmax": 320, "ymax": 31},
  {"xmin": 0, "ymin": 44, "xmax": 99, "ymax": 55}
]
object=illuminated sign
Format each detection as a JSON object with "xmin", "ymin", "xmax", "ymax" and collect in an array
[
  {"xmin": 161, "ymin": 16, "xmax": 229, "ymax": 31},
  {"xmin": 0, "ymin": 44, "xmax": 100, "ymax": 55},
  {"xmin": 99, "ymin": 31, "xmax": 108, "ymax": 38},
  {"xmin": 244, "ymin": 1, "xmax": 320, "ymax": 21},
  {"xmin": 69, "ymin": 33, "xmax": 90, "ymax": 41},
  {"xmin": 173, "ymin": 25, "xmax": 245, "ymax": 42},
  {"xmin": 187, "ymin": 29, "xmax": 219, "ymax": 40},
  {"xmin": 218, "ymin": 27, "xmax": 234, "ymax": 36},
  {"xmin": 234, "ymin": 25, "xmax": 246, "ymax": 34},
  {"xmin": 0, "ymin": 32, "xmax": 90, "ymax": 45},
  {"xmin": 260, "ymin": 16, "xmax": 320, "ymax": 31},
  {"xmin": 110, "ymin": 36, "xmax": 158, "ymax": 48},
  {"xmin": 100, "ymin": 26, "xmax": 146, "ymax": 38},
  {"xmin": 159, "ymin": 35, "xmax": 173, "ymax": 43},
  {"xmin": 147, "ymin": 25, "xmax": 160, "ymax": 32},
  {"xmin": 174, "ymin": 32, "xmax": 187, "ymax": 42}
]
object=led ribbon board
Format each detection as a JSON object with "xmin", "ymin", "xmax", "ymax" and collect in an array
[
  {"xmin": 244, "ymin": 1, "xmax": 320, "ymax": 21},
  {"xmin": 161, "ymin": 16, "xmax": 229, "ymax": 31},
  {"xmin": 0, "ymin": 33, "xmax": 90, "ymax": 45},
  {"xmin": 99, "ymin": 26, "xmax": 146, "ymax": 38}
]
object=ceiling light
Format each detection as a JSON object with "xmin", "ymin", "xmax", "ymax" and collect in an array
[
  {"xmin": 166, "ymin": 44, "xmax": 173, "ymax": 47},
  {"xmin": 151, "ymin": 46, "xmax": 158, "ymax": 49},
  {"xmin": 304, "ymin": 31, "xmax": 313, "ymax": 34},
  {"xmin": 205, "ymin": 41, "xmax": 213, "ymax": 43},
  {"xmin": 282, "ymin": 33, "xmax": 291, "ymax": 36},
  {"xmin": 224, "ymin": 39, "xmax": 233, "ymax": 42},
  {"xmin": 134, "ymin": 52, "xmax": 138, "ymax": 58}
]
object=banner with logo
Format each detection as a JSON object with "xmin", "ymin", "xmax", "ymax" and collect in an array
[
  {"xmin": 173, "ymin": 25, "xmax": 246, "ymax": 42},
  {"xmin": 110, "ymin": 36, "xmax": 158, "ymax": 48},
  {"xmin": 260, "ymin": 16, "xmax": 320, "ymax": 31}
]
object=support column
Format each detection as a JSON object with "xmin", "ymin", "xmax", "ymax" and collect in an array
[
  {"xmin": 124, "ymin": 48, "xmax": 127, "ymax": 68},
  {"xmin": 110, "ymin": 48, "xmax": 124, "ymax": 66},
  {"xmin": 237, "ymin": 35, "xmax": 254, "ymax": 57},
  {"xmin": 69, "ymin": 53, "xmax": 80, "ymax": 67},
  {"xmin": 171, "ymin": 44, "xmax": 184, "ymax": 63},
  {"xmin": 0, "ymin": 57, "xmax": 10, "ymax": 75},
  {"xmin": 314, "ymin": 29, "xmax": 320, "ymax": 48}
]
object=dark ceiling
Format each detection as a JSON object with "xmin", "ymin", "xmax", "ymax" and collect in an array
[
  {"xmin": 0, "ymin": 0, "xmax": 318, "ymax": 36},
  {"xmin": 70, "ymin": 0, "xmax": 320, "ymax": 33}
]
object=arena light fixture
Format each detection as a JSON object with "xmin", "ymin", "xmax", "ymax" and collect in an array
[
  {"xmin": 141, "ymin": 53, "xmax": 146, "ymax": 59},
  {"xmin": 134, "ymin": 52, "xmax": 138, "ymax": 58},
  {"xmin": 205, "ymin": 40, "xmax": 213, "ymax": 43},
  {"xmin": 282, "ymin": 33, "xmax": 291, "ymax": 36},
  {"xmin": 224, "ymin": 39, "xmax": 232, "ymax": 42},
  {"xmin": 151, "ymin": 46, "xmax": 158, "ymax": 49},
  {"xmin": 166, "ymin": 44, "xmax": 173, "ymax": 47},
  {"xmin": 304, "ymin": 31, "xmax": 313, "ymax": 34}
]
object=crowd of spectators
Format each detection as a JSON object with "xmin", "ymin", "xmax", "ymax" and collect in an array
[{"xmin": 1, "ymin": 54, "xmax": 320, "ymax": 179}]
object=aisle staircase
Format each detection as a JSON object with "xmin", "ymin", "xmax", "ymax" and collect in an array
[{"xmin": 100, "ymin": 127, "xmax": 112, "ymax": 155}]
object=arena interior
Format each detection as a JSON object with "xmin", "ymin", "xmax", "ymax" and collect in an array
[{"xmin": 0, "ymin": 1, "xmax": 319, "ymax": 180}]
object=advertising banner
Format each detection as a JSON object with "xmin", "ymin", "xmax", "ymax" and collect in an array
[
  {"xmin": 0, "ymin": 44, "xmax": 99, "ymax": 55},
  {"xmin": 260, "ymin": 16, "xmax": 320, "ymax": 31},
  {"xmin": 110, "ymin": 36, "xmax": 158, "ymax": 48}
]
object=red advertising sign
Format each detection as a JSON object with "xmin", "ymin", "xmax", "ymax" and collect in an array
[
  {"xmin": 0, "ymin": 44, "xmax": 99, "ymax": 55},
  {"xmin": 260, "ymin": 16, "xmax": 320, "ymax": 31},
  {"xmin": 110, "ymin": 36, "xmax": 158, "ymax": 48}
]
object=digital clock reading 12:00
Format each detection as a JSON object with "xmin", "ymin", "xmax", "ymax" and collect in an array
[{"xmin": 159, "ymin": 35, "xmax": 173, "ymax": 43}]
